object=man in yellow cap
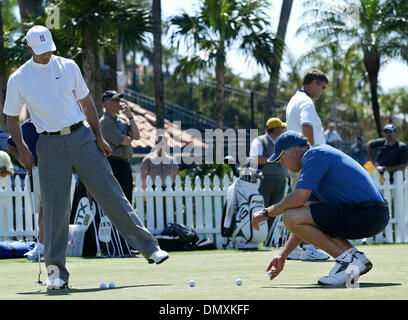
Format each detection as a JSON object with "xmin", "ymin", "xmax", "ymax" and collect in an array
[{"xmin": 249, "ymin": 117, "xmax": 288, "ymax": 230}]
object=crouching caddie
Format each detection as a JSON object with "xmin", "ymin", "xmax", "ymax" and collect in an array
[{"xmin": 252, "ymin": 130, "xmax": 389, "ymax": 285}]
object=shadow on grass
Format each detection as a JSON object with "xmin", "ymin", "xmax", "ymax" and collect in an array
[
  {"xmin": 261, "ymin": 282, "xmax": 402, "ymax": 289},
  {"xmin": 17, "ymin": 283, "xmax": 173, "ymax": 296}
]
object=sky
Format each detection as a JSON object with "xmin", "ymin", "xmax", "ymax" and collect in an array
[{"xmin": 161, "ymin": 0, "xmax": 408, "ymax": 93}]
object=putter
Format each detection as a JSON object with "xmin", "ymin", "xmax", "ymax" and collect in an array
[
  {"xmin": 86, "ymin": 190, "xmax": 102, "ymax": 257},
  {"xmin": 27, "ymin": 176, "xmax": 45, "ymax": 286}
]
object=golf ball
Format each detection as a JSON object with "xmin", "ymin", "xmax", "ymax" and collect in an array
[
  {"xmin": 189, "ymin": 280, "xmax": 195, "ymax": 287},
  {"xmin": 109, "ymin": 282, "xmax": 115, "ymax": 289},
  {"xmin": 236, "ymin": 279, "xmax": 242, "ymax": 286},
  {"xmin": 100, "ymin": 283, "xmax": 106, "ymax": 290}
]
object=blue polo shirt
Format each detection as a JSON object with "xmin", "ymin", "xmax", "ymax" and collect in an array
[
  {"xmin": 296, "ymin": 144, "xmax": 385, "ymax": 204},
  {"xmin": 7, "ymin": 118, "xmax": 39, "ymax": 166}
]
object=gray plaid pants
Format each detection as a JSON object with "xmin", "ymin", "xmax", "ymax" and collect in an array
[{"xmin": 37, "ymin": 125, "xmax": 159, "ymax": 282}]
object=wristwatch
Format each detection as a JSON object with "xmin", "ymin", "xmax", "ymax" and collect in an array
[{"xmin": 262, "ymin": 208, "xmax": 270, "ymax": 218}]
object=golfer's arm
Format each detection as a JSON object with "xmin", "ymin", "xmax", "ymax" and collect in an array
[
  {"xmin": 302, "ymin": 125, "xmax": 315, "ymax": 146},
  {"xmin": 6, "ymin": 116, "xmax": 25, "ymax": 149},
  {"xmin": 78, "ymin": 95, "xmax": 104, "ymax": 140},
  {"xmin": 265, "ymin": 188, "xmax": 312, "ymax": 218}
]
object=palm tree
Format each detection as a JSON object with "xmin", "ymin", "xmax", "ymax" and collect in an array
[
  {"xmin": 265, "ymin": 0, "xmax": 293, "ymax": 119},
  {"xmin": 55, "ymin": 0, "xmax": 151, "ymax": 115},
  {"xmin": 169, "ymin": 0, "xmax": 283, "ymax": 128},
  {"xmin": 152, "ymin": 0, "xmax": 165, "ymax": 129},
  {"xmin": 298, "ymin": 0, "xmax": 408, "ymax": 137}
]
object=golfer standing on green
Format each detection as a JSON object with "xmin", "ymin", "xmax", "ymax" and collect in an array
[{"xmin": 3, "ymin": 25, "xmax": 168, "ymax": 290}]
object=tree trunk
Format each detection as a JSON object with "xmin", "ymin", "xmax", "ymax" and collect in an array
[
  {"xmin": 0, "ymin": 1, "xmax": 7, "ymax": 129},
  {"xmin": 265, "ymin": 0, "xmax": 293, "ymax": 119},
  {"xmin": 104, "ymin": 46, "xmax": 118, "ymax": 92},
  {"xmin": 152, "ymin": 0, "xmax": 165, "ymax": 129},
  {"xmin": 215, "ymin": 60, "xmax": 225, "ymax": 129},
  {"xmin": 18, "ymin": 0, "xmax": 42, "ymax": 22},
  {"xmin": 82, "ymin": 32, "xmax": 103, "ymax": 117},
  {"xmin": 363, "ymin": 48, "xmax": 382, "ymax": 137}
]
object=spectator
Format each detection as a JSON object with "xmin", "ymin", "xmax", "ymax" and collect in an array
[
  {"xmin": 284, "ymin": 68, "xmax": 329, "ymax": 261},
  {"xmin": 324, "ymin": 121, "xmax": 342, "ymax": 147},
  {"xmin": 351, "ymin": 136, "xmax": 367, "ymax": 166},
  {"xmin": 249, "ymin": 117, "xmax": 288, "ymax": 230},
  {"xmin": 141, "ymin": 134, "xmax": 178, "ymax": 190},
  {"xmin": 367, "ymin": 123, "xmax": 408, "ymax": 184},
  {"xmin": 99, "ymin": 90, "xmax": 140, "ymax": 203}
]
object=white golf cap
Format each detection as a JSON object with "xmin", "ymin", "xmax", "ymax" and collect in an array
[{"xmin": 25, "ymin": 25, "xmax": 56, "ymax": 55}]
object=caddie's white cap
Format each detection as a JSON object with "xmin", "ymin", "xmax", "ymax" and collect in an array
[{"xmin": 25, "ymin": 25, "xmax": 56, "ymax": 55}]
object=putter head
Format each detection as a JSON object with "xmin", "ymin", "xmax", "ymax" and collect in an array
[{"xmin": 36, "ymin": 279, "xmax": 46, "ymax": 286}]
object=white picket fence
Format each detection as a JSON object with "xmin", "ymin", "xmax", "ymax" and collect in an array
[
  {"xmin": 1, "ymin": 169, "xmax": 408, "ymax": 247},
  {"xmin": 132, "ymin": 175, "xmax": 230, "ymax": 249}
]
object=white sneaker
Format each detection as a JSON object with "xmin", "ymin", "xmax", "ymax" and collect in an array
[
  {"xmin": 318, "ymin": 254, "xmax": 365, "ymax": 285},
  {"xmin": 287, "ymin": 246, "xmax": 303, "ymax": 260},
  {"xmin": 353, "ymin": 250, "xmax": 372, "ymax": 275},
  {"xmin": 46, "ymin": 278, "xmax": 68, "ymax": 290},
  {"xmin": 148, "ymin": 249, "xmax": 169, "ymax": 264},
  {"xmin": 300, "ymin": 245, "xmax": 330, "ymax": 261},
  {"xmin": 24, "ymin": 243, "xmax": 44, "ymax": 261}
]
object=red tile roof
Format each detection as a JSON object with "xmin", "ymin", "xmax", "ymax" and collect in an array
[{"xmin": 125, "ymin": 100, "xmax": 207, "ymax": 150}]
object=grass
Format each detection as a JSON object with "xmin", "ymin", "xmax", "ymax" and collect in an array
[{"xmin": 0, "ymin": 244, "xmax": 407, "ymax": 300}]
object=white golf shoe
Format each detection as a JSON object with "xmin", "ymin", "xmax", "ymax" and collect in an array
[
  {"xmin": 318, "ymin": 253, "xmax": 366, "ymax": 285},
  {"xmin": 46, "ymin": 278, "xmax": 68, "ymax": 290},
  {"xmin": 24, "ymin": 243, "xmax": 44, "ymax": 261},
  {"xmin": 287, "ymin": 246, "xmax": 303, "ymax": 260},
  {"xmin": 287, "ymin": 245, "xmax": 329, "ymax": 261},
  {"xmin": 300, "ymin": 245, "xmax": 330, "ymax": 261},
  {"xmin": 148, "ymin": 249, "xmax": 169, "ymax": 264}
]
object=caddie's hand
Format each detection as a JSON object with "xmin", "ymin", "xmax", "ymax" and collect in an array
[
  {"xmin": 96, "ymin": 137, "xmax": 112, "ymax": 157},
  {"xmin": 266, "ymin": 255, "xmax": 286, "ymax": 280},
  {"xmin": 18, "ymin": 145, "xmax": 34, "ymax": 175},
  {"xmin": 252, "ymin": 211, "xmax": 269, "ymax": 231}
]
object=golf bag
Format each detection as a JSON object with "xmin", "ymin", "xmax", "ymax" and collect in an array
[
  {"xmin": 70, "ymin": 178, "xmax": 132, "ymax": 257},
  {"xmin": 221, "ymin": 166, "xmax": 268, "ymax": 249}
]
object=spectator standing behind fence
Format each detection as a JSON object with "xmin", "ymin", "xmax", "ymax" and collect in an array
[
  {"xmin": 99, "ymin": 90, "xmax": 140, "ymax": 203},
  {"xmin": 324, "ymin": 121, "xmax": 342, "ymax": 147},
  {"xmin": 284, "ymin": 68, "xmax": 329, "ymax": 261},
  {"xmin": 141, "ymin": 134, "xmax": 178, "ymax": 190},
  {"xmin": 7, "ymin": 118, "xmax": 44, "ymax": 261},
  {"xmin": 351, "ymin": 136, "xmax": 367, "ymax": 166},
  {"xmin": 367, "ymin": 123, "xmax": 408, "ymax": 184},
  {"xmin": 249, "ymin": 117, "xmax": 288, "ymax": 230}
]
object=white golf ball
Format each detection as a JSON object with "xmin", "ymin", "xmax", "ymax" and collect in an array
[
  {"xmin": 236, "ymin": 279, "xmax": 242, "ymax": 286},
  {"xmin": 189, "ymin": 280, "xmax": 195, "ymax": 287},
  {"xmin": 100, "ymin": 283, "xmax": 106, "ymax": 290},
  {"xmin": 109, "ymin": 282, "xmax": 115, "ymax": 289}
]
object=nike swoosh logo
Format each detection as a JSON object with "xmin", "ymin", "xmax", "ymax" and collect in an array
[{"xmin": 56, "ymin": 75, "xmax": 62, "ymax": 79}]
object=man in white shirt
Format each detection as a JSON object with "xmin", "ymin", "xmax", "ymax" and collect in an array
[
  {"xmin": 285, "ymin": 68, "xmax": 329, "ymax": 261},
  {"xmin": 3, "ymin": 25, "xmax": 168, "ymax": 290}
]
